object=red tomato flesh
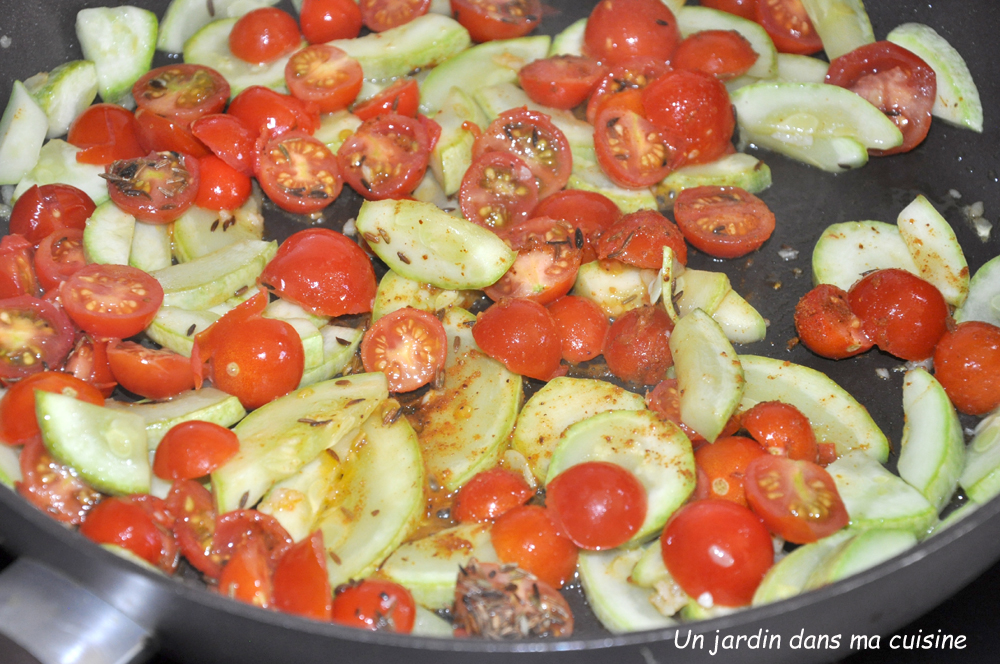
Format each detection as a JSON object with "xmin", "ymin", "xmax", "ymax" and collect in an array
[{"xmin": 360, "ymin": 307, "xmax": 448, "ymax": 393}]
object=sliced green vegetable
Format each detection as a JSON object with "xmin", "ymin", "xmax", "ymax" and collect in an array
[
  {"xmin": 959, "ymin": 408, "xmax": 1000, "ymax": 504},
  {"xmin": 896, "ymin": 195, "xmax": 969, "ymax": 308},
  {"xmin": 76, "ymin": 5, "xmax": 158, "ymax": 105},
  {"xmin": 83, "ymin": 200, "xmax": 136, "ymax": 266},
  {"xmin": 812, "ymin": 221, "xmax": 919, "ymax": 291},
  {"xmin": 578, "ymin": 548, "xmax": 675, "ymax": 634},
  {"xmin": 0, "ymin": 82, "xmax": 49, "ymax": 186},
  {"xmin": 11, "ymin": 139, "xmax": 108, "ymax": 205},
  {"xmin": 152, "ymin": 239, "xmax": 277, "ymax": 310},
  {"xmin": 571, "ymin": 259, "xmax": 654, "ymax": 319},
  {"xmin": 676, "ymin": 6, "xmax": 777, "ymax": 79},
  {"xmin": 184, "ymin": 18, "xmax": 299, "ymax": 96},
  {"xmin": 799, "ymin": 0, "xmax": 875, "ymax": 61},
  {"xmin": 654, "ymin": 153, "xmax": 772, "ymax": 205},
  {"xmin": 157, "ymin": 0, "xmax": 279, "ymax": 53},
  {"xmin": 955, "ymin": 255, "xmax": 1000, "ymax": 326},
  {"xmin": 24, "ymin": 61, "xmax": 98, "ymax": 139},
  {"xmin": 104, "ymin": 387, "xmax": 246, "ymax": 448}
]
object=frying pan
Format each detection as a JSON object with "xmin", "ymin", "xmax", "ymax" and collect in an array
[{"xmin": 0, "ymin": 0, "xmax": 998, "ymax": 662}]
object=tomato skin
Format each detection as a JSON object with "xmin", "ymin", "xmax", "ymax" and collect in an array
[
  {"xmin": 210, "ymin": 509, "xmax": 294, "ymax": 570},
  {"xmin": 352, "ymin": 79, "xmax": 420, "ymax": 121},
  {"xmin": 105, "ymin": 151, "xmax": 200, "ymax": 223},
  {"xmin": 847, "ymin": 268, "xmax": 948, "ymax": 362},
  {"xmin": 603, "ymin": 305, "xmax": 674, "ymax": 386},
  {"xmin": 191, "ymin": 114, "xmax": 257, "ymax": 176},
  {"xmin": 337, "ymin": 113, "xmax": 431, "ymax": 200},
  {"xmin": 642, "ymin": 69, "xmax": 735, "ymax": 167},
  {"xmin": 360, "ymin": 0, "xmax": 431, "ymax": 32},
  {"xmin": 531, "ymin": 190, "xmax": 620, "ymax": 264},
  {"xmin": 793, "ymin": 284, "xmax": 873, "ymax": 359},
  {"xmin": 585, "ymin": 57, "xmax": 667, "ymax": 125},
  {"xmin": 133, "ymin": 108, "xmax": 211, "ymax": 158},
  {"xmin": 132, "ymin": 64, "xmax": 230, "ymax": 125},
  {"xmin": 597, "ymin": 209, "xmax": 688, "ymax": 268},
  {"xmin": 673, "ymin": 30, "xmax": 759, "ymax": 80},
  {"xmin": 229, "ymin": 7, "xmax": 303, "ymax": 65},
  {"xmin": 167, "ymin": 479, "xmax": 221, "ymax": 579},
  {"xmin": 826, "ymin": 41, "xmax": 936, "ymax": 155},
  {"xmin": 0, "ymin": 296, "xmax": 76, "ymax": 380},
  {"xmin": 673, "ymin": 186, "xmax": 776, "ymax": 259},
  {"xmin": 67, "ymin": 104, "xmax": 146, "ymax": 165},
  {"xmin": 933, "ymin": 321, "xmax": 1000, "ymax": 416},
  {"xmin": 0, "ymin": 371, "xmax": 104, "ymax": 446},
  {"xmin": 273, "ymin": 530, "xmax": 333, "ymax": 621},
  {"xmin": 332, "ymin": 579, "xmax": 416, "ymax": 632},
  {"xmin": 744, "ymin": 455, "xmax": 849, "ymax": 544},
  {"xmin": 360, "ymin": 307, "xmax": 448, "ymax": 393},
  {"xmin": 694, "ymin": 436, "xmax": 766, "ymax": 506},
  {"xmin": 472, "ymin": 107, "xmax": 572, "ymax": 199},
  {"xmin": 63, "ymin": 336, "xmax": 118, "ymax": 398},
  {"xmin": 256, "ymin": 131, "xmax": 343, "ymax": 214},
  {"xmin": 491, "ymin": 504, "xmax": 579, "ymax": 589},
  {"xmin": 741, "ymin": 401, "xmax": 818, "ymax": 462},
  {"xmin": 546, "ymin": 461, "xmax": 647, "ymax": 550},
  {"xmin": 700, "ymin": 0, "xmax": 756, "ymax": 20},
  {"xmin": 595, "ymin": 108, "xmax": 678, "ymax": 188},
  {"xmin": 452, "ymin": 467, "xmax": 533, "ymax": 523},
  {"xmin": 226, "ymin": 86, "xmax": 320, "ymax": 139},
  {"xmin": 194, "ymin": 154, "xmax": 253, "ymax": 211},
  {"xmin": 450, "ymin": 0, "xmax": 541, "ymax": 42},
  {"xmin": 107, "ymin": 341, "xmax": 195, "ymax": 400},
  {"xmin": 0, "ymin": 234, "xmax": 41, "ymax": 299},
  {"xmin": 661, "ymin": 499, "xmax": 773, "ymax": 607},
  {"xmin": 34, "ymin": 229, "xmax": 86, "ymax": 292},
  {"xmin": 583, "ymin": 0, "xmax": 681, "ymax": 66},
  {"xmin": 484, "ymin": 217, "xmax": 582, "ymax": 305},
  {"xmin": 472, "ymin": 298, "xmax": 564, "ymax": 381},
  {"xmin": 755, "ymin": 0, "xmax": 822, "ymax": 55},
  {"xmin": 218, "ymin": 538, "xmax": 274, "ymax": 608},
  {"xmin": 285, "ymin": 45, "xmax": 364, "ymax": 114},
  {"xmin": 547, "ymin": 295, "xmax": 609, "ymax": 364},
  {"xmin": 518, "ymin": 55, "xmax": 606, "ymax": 110},
  {"xmin": 60, "ymin": 264, "xmax": 164, "ymax": 339},
  {"xmin": 300, "ymin": 0, "xmax": 363, "ymax": 43},
  {"xmin": 80, "ymin": 495, "xmax": 179, "ymax": 574},
  {"xmin": 9, "ymin": 184, "xmax": 96, "ymax": 245},
  {"xmin": 17, "ymin": 436, "xmax": 102, "ymax": 525},
  {"xmin": 459, "ymin": 151, "xmax": 539, "ymax": 232},
  {"xmin": 259, "ymin": 228, "xmax": 376, "ymax": 317}
]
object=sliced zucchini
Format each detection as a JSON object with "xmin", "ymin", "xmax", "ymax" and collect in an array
[
  {"xmin": 571, "ymin": 260, "xmax": 655, "ymax": 319},
  {"xmin": 145, "ymin": 306, "xmax": 220, "ymax": 357},
  {"xmin": 76, "ymin": 6, "xmax": 158, "ymax": 105},
  {"xmin": 355, "ymin": 199, "xmax": 516, "ymax": 290},
  {"xmin": 314, "ymin": 109, "xmax": 362, "ymax": 154},
  {"xmin": 676, "ymin": 6, "xmax": 777, "ymax": 80},
  {"xmin": 799, "ymin": 0, "xmax": 875, "ymax": 61},
  {"xmin": 752, "ymin": 531, "xmax": 853, "ymax": 606},
  {"xmin": 157, "ymin": 0, "xmax": 279, "ymax": 53},
  {"xmin": 549, "ymin": 17, "xmax": 587, "ymax": 56},
  {"xmin": 805, "ymin": 529, "xmax": 917, "ymax": 589},
  {"xmin": 887, "ymin": 23, "xmax": 982, "ymax": 132},
  {"xmin": 512, "ymin": 376, "xmax": 646, "ymax": 482},
  {"xmin": 896, "ymin": 195, "xmax": 969, "ymax": 308},
  {"xmin": 738, "ymin": 355, "xmax": 890, "ymax": 462},
  {"xmin": 372, "ymin": 269, "xmax": 474, "ymax": 322},
  {"xmin": 776, "ymin": 53, "xmax": 829, "ymax": 83},
  {"xmin": 37, "ymin": 391, "xmax": 150, "ymax": 495},
  {"xmin": 546, "ymin": 410, "xmax": 696, "ymax": 544},
  {"xmin": 0, "ymin": 444, "xmax": 21, "ymax": 488},
  {"xmin": 568, "ymin": 153, "xmax": 659, "ymax": 213},
  {"xmin": 674, "ymin": 269, "xmax": 730, "ymax": 317},
  {"xmin": 104, "ymin": 387, "xmax": 246, "ymax": 448},
  {"xmin": 83, "ymin": 200, "xmax": 136, "ymax": 266},
  {"xmin": 258, "ymin": 450, "xmax": 341, "ymax": 542},
  {"xmin": 184, "ymin": 19, "xmax": 300, "ymax": 96},
  {"xmin": 11, "ymin": 139, "xmax": 108, "ymax": 205},
  {"xmin": 24, "ymin": 61, "xmax": 99, "ymax": 139},
  {"xmin": 128, "ymin": 221, "xmax": 172, "ymax": 273},
  {"xmin": 472, "ymin": 82, "xmax": 595, "ymax": 152},
  {"xmin": 0, "ymin": 82, "xmax": 49, "ymax": 186},
  {"xmin": 955, "ymin": 255, "xmax": 1000, "ymax": 326},
  {"xmin": 629, "ymin": 541, "xmax": 671, "ymax": 589},
  {"xmin": 262, "ymin": 298, "xmax": 328, "ymax": 329},
  {"xmin": 413, "ymin": 607, "xmax": 454, "ymax": 637},
  {"xmin": 712, "ymin": 290, "xmax": 768, "ymax": 345},
  {"xmin": 430, "ymin": 87, "xmax": 487, "ymax": 196},
  {"xmin": 959, "ymin": 408, "xmax": 1000, "ymax": 504},
  {"xmin": 578, "ymin": 548, "xmax": 675, "ymax": 634},
  {"xmin": 298, "ymin": 326, "xmax": 363, "ymax": 388},
  {"xmin": 152, "ymin": 239, "xmax": 277, "ymax": 310},
  {"xmin": 669, "ymin": 309, "xmax": 744, "ymax": 443},
  {"xmin": 656, "ymin": 246, "xmax": 680, "ymax": 324},
  {"xmin": 172, "ymin": 186, "xmax": 265, "ymax": 263},
  {"xmin": 654, "ymin": 153, "xmax": 772, "ymax": 206},
  {"xmin": 811, "ymin": 221, "xmax": 919, "ymax": 291}
]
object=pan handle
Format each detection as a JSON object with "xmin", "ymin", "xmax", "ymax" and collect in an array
[{"xmin": 0, "ymin": 558, "xmax": 154, "ymax": 664}]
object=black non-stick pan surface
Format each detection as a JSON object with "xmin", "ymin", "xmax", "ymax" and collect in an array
[{"xmin": 1, "ymin": 1, "xmax": 998, "ymax": 662}]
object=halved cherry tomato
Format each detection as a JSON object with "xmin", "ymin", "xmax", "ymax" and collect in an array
[
  {"xmin": 744, "ymin": 455, "xmax": 849, "ymax": 544},
  {"xmin": 104, "ymin": 151, "xmax": 200, "ymax": 223},
  {"xmin": 933, "ymin": 321, "xmax": 1000, "ymax": 416},
  {"xmin": 0, "ymin": 371, "xmax": 104, "ymax": 446},
  {"xmin": 694, "ymin": 436, "xmax": 766, "ymax": 506},
  {"xmin": 518, "ymin": 55, "xmax": 606, "ymax": 110},
  {"xmin": 133, "ymin": 108, "xmax": 211, "ymax": 158},
  {"xmin": 352, "ymin": 79, "xmax": 421, "ymax": 121},
  {"xmin": 228, "ymin": 7, "xmax": 302, "ymax": 65},
  {"xmin": 360, "ymin": 307, "xmax": 448, "ymax": 392},
  {"xmin": 0, "ymin": 296, "xmax": 75, "ymax": 380},
  {"xmin": 491, "ymin": 504, "xmax": 578, "ymax": 589},
  {"xmin": 546, "ymin": 461, "xmax": 647, "ymax": 550},
  {"xmin": 847, "ymin": 268, "xmax": 948, "ymax": 362},
  {"xmin": 226, "ymin": 86, "xmax": 320, "ymax": 139},
  {"xmin": 132, "ymin": 64, "xmax": 230, "ymax": 125},
  {"xmin": 332, "ymin": 579, "xmax": 416, "ymax": 632},
  {"xmin": 256, "ymin": 131, "xmax": 343, "ymax": 214},
  {"xmin": 597, "ymin": 209, "xmax": 688, "ymax": 268},
  {"xmin": 547, "ymin": 295, "xmax": 609, "ymax": 364},
  {"xmin": 582, "ymin": 0, "xmax": 681, "ymax": 66},
  {"xmin": 17, "ymin": 435, "xmax": 101, "ymax": 524},
  {"xmin": 450, "ymin": 0, "xmax": 541, "ymax": 42},
  {"xmin": 167, "ymin": 479, "xmax": 221, "ymax": 579},
  {"xmin": 673, "ymin": 30, "xmax": 759, "ymax": 80},
  {"xmin": 285, "ymin": 44, "xmax": 364, "ymax": 114},
  {"xmin": 452, "ymin": 467, "xmax": 533, "ymax": 523},
  {"xmin": 642, "ymin": 69, "xmax": 735, "ymax": 166},
  {"xmin": 211, "ymin": 509, "xmax": 294, "ymax": 570},
  {"xmin": 193, "ymin": 293, "xmax": 304, "ymax": 409},
  {"xmin": 195, "ymin": 154, "xmax": 253, "ymax": 211},
  {"xmin": 63, "ymin": 336, "xmax": 117, "ymax": 398},
  {"xmin": 459, "ymin": 151, "xmax": 539, "ymax": 232},
  {"xmin": 191, "ymin": 114, "xmax": 257, "ymax": 176},
  {"xmin": 80, "ymin": 495, "xmax": 179, "ymax": 574},
  {"xmin": 360, "ymin": 0, "xmax": 430, "ymax": 32},
  {"xmin": 673, "ymin": 186, "xmax": 776, "ymax": 259},
  {"xmin": 754, "ymin": 0, "xmax": 822, "ymax": 55},
  {"xmin": 646, "ymin": 378, "xmax": 742, "ymax": 447},
  {"xmin": 273, "ymin": 530, "xmax": 332, "ymax": 621},
  {"xmin": 661, "ymin": 499, "xmax": 773, "ymax": 607},
  {"xmin": 826, "ymin": 41, "xmax": 936, "ymax": 155},
  {"xmin": 0, "ymin": 235, "xmax": 40, "ymax": 299},
  {"xmin": 337, "ymin": 113, "xmax": 431, "ymax": 200},
  {"xmin": 107, "ymin": 340, "xmax": 196, "ymax": 400},
  {"xmin": 34, "ymin": 229, "xmax": 86, "ymax": 292},
  {"xmin": 218, "ymin": 538, "xmax": 273, "ymax": 607},
  {"xmin": 258, "ymin": 228, "xmax": 376, "ymax": 317},
  {"xmin": 9, "ymin": 184, "xmax": 95, "ymax": 245},
  {"xmin": 472, "ymin": 298, "xmax": 563, "ymax": 381},
  {"xmin": 603, "ymin": 305, "xmax": 674, "ymax": 385},
  {"xmin": 66, "ymin": 104, "xmax": 145, "ymax": 165},
  {"xmin": 585, "ymin": 57, "xmax": 668, "ymax": 124},
  {"xmin": 153, "ymin": 420, "xmax": 240, "ymax": 481},
  {"xmin": 793, "ymin": 284, "xmax": 873, "ymax": 359},
  {"xmin": 742, "ymin": 401, "xmax": 819, "ymax": 462},
  {"xmin": 472, "ymin": 107, "xmax": 572, "ymax": 199},
  {"xmin": 594, "ymin": 107, "xmax": 679, "ymax": 188},
  {"xmin": 531, "ymin": 190, "xmax": 621, "ymax": 264},
  {"xmin": 700, "ymin": 0, "xmax": 756, "ymax": 20},
  {"xmin": 300, "ymin": 0, "xmax": 363, "ymax": 43},
  {"xmin": 484, "ymin": 217, "xmax": 582, "ymax": 305},
  {"xmin": 60, "ymin": 264, "xmax": 164, "ymax": 339}
]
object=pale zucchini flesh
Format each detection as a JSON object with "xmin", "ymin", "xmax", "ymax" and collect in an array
[
  {"xmin": 654, "ymin": 153, "xmax": 772, "ymax": 205},
  {"xmin": 24, "ymin": 61, "xmax": 99, "ymax": 140},
  {"xmin": 0, "ymin": 82, "xmax": 50, "ymax": 186},
  {"xmin": 811, "ymin": 221, "xmax": 919, "ymax": 291},
  {"xmin": 896, "ymin": 195, "xmax": 970, "ymax": 308},
  {"xmin": 11, "ymin": 139, "xmax": 108, "ymax": 205},
  {"xmin": 184, "ymin": 19, "xmax": 298, "ymax": 96},
  {"xmin": 959, "ymin": 408, "xmax": 1000, "ymax": 504},
  {"xmin": 954, "ymin": 255, "xmax": 1000, "ymax": 326},
  {"xmin": 104, "ymin": 387, "xmax": 246, "ymax": 448},
  {"xmin": 578, "ymin": 548, "xmax": 675, "ymax": 634},
  {"xmin": 157, "ymin": 0, "xmax": 280, "ymax": 53},
  {"xmin": 76, "ymin": 6, "xmax": 158, "ymax": 105},
  {"xmin": 83, "ymin": 200, "xmax": 136, "ymax": 266},
  {"xmin": 571, "ymin": 260, "xmax": 655, "ymax": 319},
  {"xmin": 152, "ymin": 239, "xmax": 278, "ymax": 310},
  {"xmin": 799, "ymin": 0, "xmax": 875, "ymax": 61}
]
